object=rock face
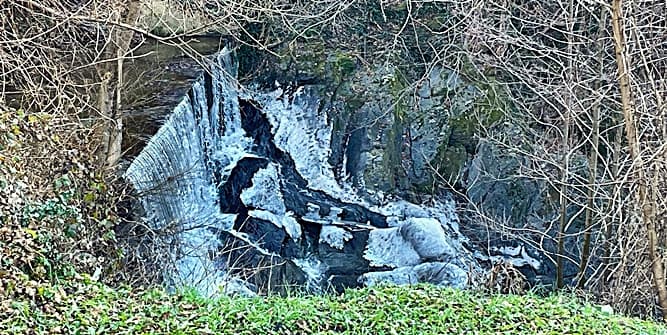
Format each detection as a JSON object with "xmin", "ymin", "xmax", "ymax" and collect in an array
[
  {"xmin": 137, "ymin": 0, "xmax": 227, "ymax": 36},
  {"xmin": 467, "ymin": 141, "xmax": 550, "ymax": 228},
  {"xmin": 125, "ymin": 49, "xmax": 481, "ymax": 296},
  {"xmin": 121, "ymin": 37, "xmax": 224, "ymax": 158}
]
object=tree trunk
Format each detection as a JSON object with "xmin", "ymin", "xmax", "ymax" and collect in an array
[
  {"xmin": 95, "ymin": 0, "xmax": 141, "ymax": 168},
  {"xmin": 556, "ymin": 0, "xmax": 577, "ymax": 290},
  {"xmin": 576, "ymin": 4, "xmax": 605, "ymax": 289},
  {"xmin": 610, "ymin": 0, "xmax": 667, "ymax": 321}
]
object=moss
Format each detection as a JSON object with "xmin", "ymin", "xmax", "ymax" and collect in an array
[
  {"xmin": 346, "ymin": 96, "xmax": 364, "ymax": 111},
  {"xmin": 474, "ymin": 77, "xmax": 511, "ymax": 128},
  {"xmin": 298, "ymin": 43, "xmax": 327, "ymax": 76},
  {"xmin": 421, "ymin": 4, "xmax": 452, "ymax": 30},
  {"xmin": 428, "ymin": 74, "xmax": 513, "ymax": 188},
  {"xmin": 138, "ymin": 0, "xmax": 220, "ymax": 36},
  {"xmin": 382, "ymin": 67, "xmax": 409, "ymax": 191},
  {"xmin": 383, "ymin": 117, "xmax": 403, "ymax": 190},
  {"xmin": 448, "ymin": 114, "xmax": 477, "ymax": 153},
  {"xmin": 333, "ymin": 52, "xmax": 356, "ymax": 80},
  {"xmin": 336, "ymin": 95, "xmax": 364, "ymax": 140},
  {"xmin": 288, "ymin": 46, "xmax": 354, "ymax": 82},
  {"xmin": 331, "ymin": 101, "xmax": 353, "ymax": 139},
  {"xmin": 432, "ymin": 144, "xmax": 468, "ymax": 185}
]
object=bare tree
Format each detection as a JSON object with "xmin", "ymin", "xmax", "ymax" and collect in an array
[
  {"xmin": 610, "ymin": 0, "xmax": 667, "ymax": 320},
  {"xmin": 403, "ymin": 0, "xmax": 666, "ymax": 318},
  {"xmin": 94, "ymin": 0, "xmax": 142, "ymax": 168}
]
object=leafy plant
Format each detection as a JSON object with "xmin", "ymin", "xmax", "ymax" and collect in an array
[{"xmin": 2, "ymin": 284, "xmax": 665, "ymax": 334}]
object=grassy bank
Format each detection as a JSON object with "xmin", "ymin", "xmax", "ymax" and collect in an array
[{"xmin": 3, "ymin": 280, "xmax": 664, "ymax": 335}]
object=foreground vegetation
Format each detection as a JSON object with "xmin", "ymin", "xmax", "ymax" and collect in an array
[{"xmin": 2, "ymin": 280, "xmax": 664, "ymax": 334}]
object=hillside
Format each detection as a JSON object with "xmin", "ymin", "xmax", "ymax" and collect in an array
[{"xmin": 2, "ymin": 0, "xmax": 667, "ymax": 331}]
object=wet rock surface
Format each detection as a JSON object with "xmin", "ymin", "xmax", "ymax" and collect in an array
[{"xmin": 121, "ymin": 37, "xmax": 226, "ymax": 158}]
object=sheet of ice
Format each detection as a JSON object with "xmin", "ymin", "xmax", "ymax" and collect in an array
[
  {"xmin": 319, "ymin": 225, "xmax": 353, "ymax": 250},
  {"xmin": 364, "ymin": 227, "xmax": 421, "ymax": 268},
  {"xmin": 413, "ymin": 262, "xmax": 469, "ymax": 289},
  {"xmin": 424, "ymin": 199, "xmax": 462, "ymax": 237},
  {"xmin": 359, "ymin": 267, "xmax": 418, "ymax": 286},
  {"xmin": 377, "ymin": 198, "xmax": 464, "ymax": 242},
  {"xmin": 240, "ymin": 164, "xmax": 286, "ymax": 214},
  {"xmin": 248, "ymin": 210, "xmax": 302, "ymax": 240},
  {"xmin": 124, "ymin": 50, "xmax": 249, "ymax": 296},
  {"xmin": 379, "ymin": 200, "xmax": 432, "ymax": 218},
  {"xmin": 359, "ymin": 262, "xmax": 468, "ymax": 289},
  {"xmin": 475, "ymin": 245, "xmax": 541, "ymax": 270},
  {"xmin": 293, "ymin": 257, "xmax": 328, "ymax": 292},
  {"xmin": 257, "ymin": 87, "xmax": 346, "ymax": 198},
  {"xmin": 126, "ymin": 48, "xmax": 481, "ymax": 295},
  {"xmin": 400, "ymin": 217, "xmax": 456, "ymax": 260}
]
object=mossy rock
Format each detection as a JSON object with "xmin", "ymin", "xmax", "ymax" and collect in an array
[
  {"xmin": 431, "ymin": 144, "xmax": 468, "ymax": 184},
  {"xmin": 448, "ymin": 114, "xmax": 477, "ymax": 154},
  {"xmin": 380, "ymin": 67, "xmax": 410, "ymax": 191},
  {"xmin": 333, "ymin": 52, "xmax": 356, "ymax": 80}
]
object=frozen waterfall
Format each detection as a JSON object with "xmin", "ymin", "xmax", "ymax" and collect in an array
[{"xmin": 125, "ymin": 48, "xmax": 481, "ymax": 296}]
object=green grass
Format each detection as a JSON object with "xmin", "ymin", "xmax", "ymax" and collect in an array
[{"xmin": 2, "ymin": 280, "xmax": 665, "ymax": 335}]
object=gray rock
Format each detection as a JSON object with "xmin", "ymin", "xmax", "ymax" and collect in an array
[
  {"xmin": 467, "ymin": 141, "xmax": 549, "ymax": 227},
  {"xmin": 400, "ymin": 218, "xmax": 456, "ymax": 260},
  {"xmin": 413, "ymin": 262, "xmax": 469, "ymax": 289},
  {"xmin": 364, "ymin": 227, "xmax": 421, "ymax": 268},
  {"xmin": 358, "ymin": 267, "xmax": 419, "ymax": 286}
]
